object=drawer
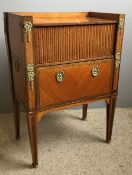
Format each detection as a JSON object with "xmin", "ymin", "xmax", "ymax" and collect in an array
[
  {"xmin": 34, "ymin": 24, "xmax": 116, "ymax": 65},
  {"xmin": 38, "ymin": 59, "xmax": 113, "ymax": 109}
]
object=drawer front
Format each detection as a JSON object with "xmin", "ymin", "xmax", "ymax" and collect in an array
[
  {"xmin": 38, "ymin": 59, "xmax": 113, "ymax": 109},
  {"xmin": 34, "ymin": 24, "xmax": 116, "ymax": 65}
]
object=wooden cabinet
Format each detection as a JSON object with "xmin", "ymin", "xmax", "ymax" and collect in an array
[{"xmin": 4, "ymin": 12, "xmax": 125, "ymax": 167}]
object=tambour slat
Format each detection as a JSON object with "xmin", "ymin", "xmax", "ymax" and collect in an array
[{"xmin": 33, "ymin": 24, "xmax": 116, "ymax": 64}]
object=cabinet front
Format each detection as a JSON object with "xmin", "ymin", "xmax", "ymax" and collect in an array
[{"xmin": 38, "ymin": 59, "xmax": 113, "ymax": 109}]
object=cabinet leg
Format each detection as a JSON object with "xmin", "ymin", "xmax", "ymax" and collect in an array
[
  {"xmin": 82, "ymin": 104, "xmax": 88, "ymax": 120},
  {"xmin": 106, "ymin": 96, "xmax": 117, "ymax": 143},
  {"xmin": 27, "ymin": 113, "xmax": 38, "ymax": 168},
  {"xmin": 13, "ymin": 99, "xmax": 20, "ymax": 140}
]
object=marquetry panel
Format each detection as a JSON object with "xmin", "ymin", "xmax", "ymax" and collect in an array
[
  {"xmin": 33, "ymin": 24, "xmax": 116, "ymax": 65},
  {"xmin": 38, "ymin": 59, "xmax": 113, "ymax": 109}
]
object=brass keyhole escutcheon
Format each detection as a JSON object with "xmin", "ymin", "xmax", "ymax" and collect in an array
[
  {"xmin": 91, "ymin": 66, "xmax": 99, "ymax": 77},
  {"xmin": 56, "ymin": 71, "xmax": 64, "ymax": 83}
]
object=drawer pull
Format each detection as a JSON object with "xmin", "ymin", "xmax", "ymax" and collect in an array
[
  {"xmin": 92, "ymin": 66, "xmax": 99, "ymax": 77},
  {"xmin": 56, "ymin": 71, "xmax": 64, "ymax": 83}
]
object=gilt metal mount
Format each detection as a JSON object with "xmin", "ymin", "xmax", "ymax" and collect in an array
[
  {"xmin": 56, "ymin": 71, "xmax": 64, "ymax": 83},
  {"xmin": 92, "ymin": 66, "xmax": 99, "ymax": 77},
  {"xmin": 26, "ymin": 64, "xmax": 35, "ymax": 88},
  {"xmin": 115, "ymin": 53, "xmax": 121, "ymax": 71},
  {"xmin": 118, "ymin": 19, "xmax": 125, "ymax": 31},
  {"xmin": 23, "ymin": 22, "xmax": 32, "ymax": 42}
]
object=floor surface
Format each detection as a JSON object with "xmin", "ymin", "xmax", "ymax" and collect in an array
[{"xmin": 0, "ymin": 108, "xmax": 132, "ymax": 175}]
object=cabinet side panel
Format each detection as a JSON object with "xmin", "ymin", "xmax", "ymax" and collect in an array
[
  {"xmin": 4, "ymin": 13, "xmax": 16, "ymax": 105},
  {"xmin": 7, "ymin": 13, "xmax": 27, "ymax": 106}
]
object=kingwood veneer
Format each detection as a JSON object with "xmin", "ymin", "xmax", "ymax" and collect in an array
[{"xmin": 4, "ymin": 12, "xmax": 125, "ymax": 167}]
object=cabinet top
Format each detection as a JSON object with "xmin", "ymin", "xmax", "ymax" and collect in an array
[{"xmin": 5, "ymin": 12, "xmax": 124, "ymax": 26}]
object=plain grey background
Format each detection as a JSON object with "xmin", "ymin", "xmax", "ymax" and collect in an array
[{"xmin": 0, "ymin": 0, "xmax": 132, "ymax": 112}]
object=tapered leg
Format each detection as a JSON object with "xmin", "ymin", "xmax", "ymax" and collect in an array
[
  {"xmin": 27, "ymin": 113, "xmax": 38, "ymax": 168},
  {"xmin": 13, "ymin": 99, "xmax": 20, "ymax": 140},
  {"xmin": 82, "ymin": 104, "xmax": 88, "ymax": 120},
  {"xmin": 106, "ymin": 96, "xmax": 117, "ymax": 143}
]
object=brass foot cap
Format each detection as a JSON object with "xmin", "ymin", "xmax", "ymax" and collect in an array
[
  {"xmin": 16, "ymin": 136, "xmax": 20, "ymax": 140},
  {"xmin": 106, "ymin": 139, "xmax": 111, "ymax": 144},
  {"xmin": 82, "ymin": 117, "xmax": 86, "ymax": 121},
  {"xmin": 32, "ymin": 163, "xmax": 38, "ymax": 168}
]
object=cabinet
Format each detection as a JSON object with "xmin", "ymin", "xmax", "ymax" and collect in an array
[{"xmin": 4, "ymin": 12, "xmax": 125, "ymax": 167}]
